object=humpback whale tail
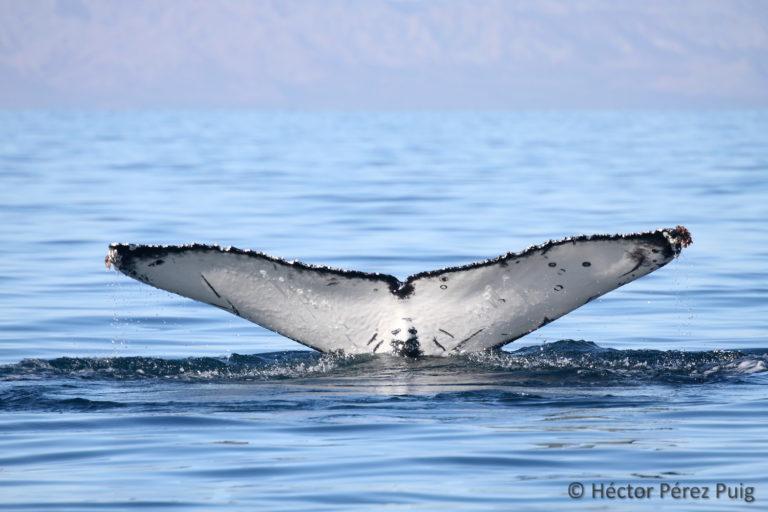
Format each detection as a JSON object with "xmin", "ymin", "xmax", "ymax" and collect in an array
[{"xmin": 107, "ymin": 226, "xmax": 692, "ymax": 356}]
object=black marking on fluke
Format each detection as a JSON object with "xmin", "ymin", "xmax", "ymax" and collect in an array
[
  {"xmin": 390, "ymin": 330, "xmax": 422, "ymax": 357},
  {"xmin": 621, "ymin": 249, "xmax": 646, "ymax": 277},
  {"xmin": 367, "ymin": 333, "xmax": 378, "ymax": 346},
  {"xmin": 452, "ymin": 329, "xmax": 484, "ymax": 352},
  {"xmin": 200, "ymin": 274, "xmax": 240, "ymax": 315},
  {"xmin": 200, "ymin": 274, "xmax": 221, "ymax": 299},
  {"xmin": 225, "ymin": 299, "xmax": 240, "ymax": 316},
  {"xmin": 432, "ymin": 337, "xmax": 446, "ymax": 351},
  {"xmin": 438, "ymin": 328, "xmax": 455, "ymax": 338},
  {"xmin": 389, "ymin": 322, "xmax": 421, "ymax": 357}
]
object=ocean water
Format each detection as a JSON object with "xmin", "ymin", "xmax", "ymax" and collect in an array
[{"xmin": 0, "ymin": 111, "xmax": 766, "ymax": 510}]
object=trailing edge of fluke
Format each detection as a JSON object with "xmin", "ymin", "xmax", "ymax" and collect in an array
[{"xmin": 107, "ymin": 226, "xmax": 692, "ymax": 356}]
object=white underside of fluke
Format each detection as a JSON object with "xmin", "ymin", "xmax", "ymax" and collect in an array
[{"xmin": 107, "ymin": 227, "xmax": 691, "ymax": 356}]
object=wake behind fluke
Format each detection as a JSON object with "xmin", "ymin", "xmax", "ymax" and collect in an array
[
  {"xmin": 107, "ymin": 227, "xmax": 692, "ymax": 357},
  {"xmin": 3, "ymin": 341, "xmax": 765, "ymax": 387}
]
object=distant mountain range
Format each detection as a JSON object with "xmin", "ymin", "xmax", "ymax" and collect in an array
[{"xmin": 1, "ymin": 0, "xmax": 766, "ymax": 108}]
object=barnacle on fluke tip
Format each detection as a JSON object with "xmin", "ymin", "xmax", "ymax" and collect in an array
[{"xmin": 669, "ymin": 225, "xmax": 693, "ymax": 248}]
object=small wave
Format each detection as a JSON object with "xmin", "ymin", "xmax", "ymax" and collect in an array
[
  {"xmin": 0, "ymin": 387, "xmax": 126, "ymax": 411},
  {"xmin": 0, "ymin": 351, "xmax": 360, "ymax": 382},
  {"xmin": 0, "ymin": 341, "xmax": 765, "ymax": 384},
  {"xmin": 467, "ymin": 340, "xmax": 768, "ymax": 383}
]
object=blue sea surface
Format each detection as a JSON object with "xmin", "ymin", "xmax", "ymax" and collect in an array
[{"xmin": 0, "ymin": 111, "xmax": 767, "ymax": 510}]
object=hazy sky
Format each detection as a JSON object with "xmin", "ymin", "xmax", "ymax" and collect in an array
[{"xmin": 1, "ymin": 0, "xmax": 767, "ymax": 109}]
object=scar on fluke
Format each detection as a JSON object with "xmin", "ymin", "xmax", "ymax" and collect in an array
[
  {"xmin": 452, "ymin": 329, "xmax": 484, "ymax": 352},
  {"xmin": 225, "ymin": 299, "xmax": 240, "ymax": 316},
  {"xmin": 200, "ymin": 274, "xmax": 221, "ymax": 298}
]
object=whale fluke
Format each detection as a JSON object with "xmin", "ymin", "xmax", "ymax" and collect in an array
[{"xmin": 107, "ymin": 226, "xmax": 692, "ymax": 356}]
